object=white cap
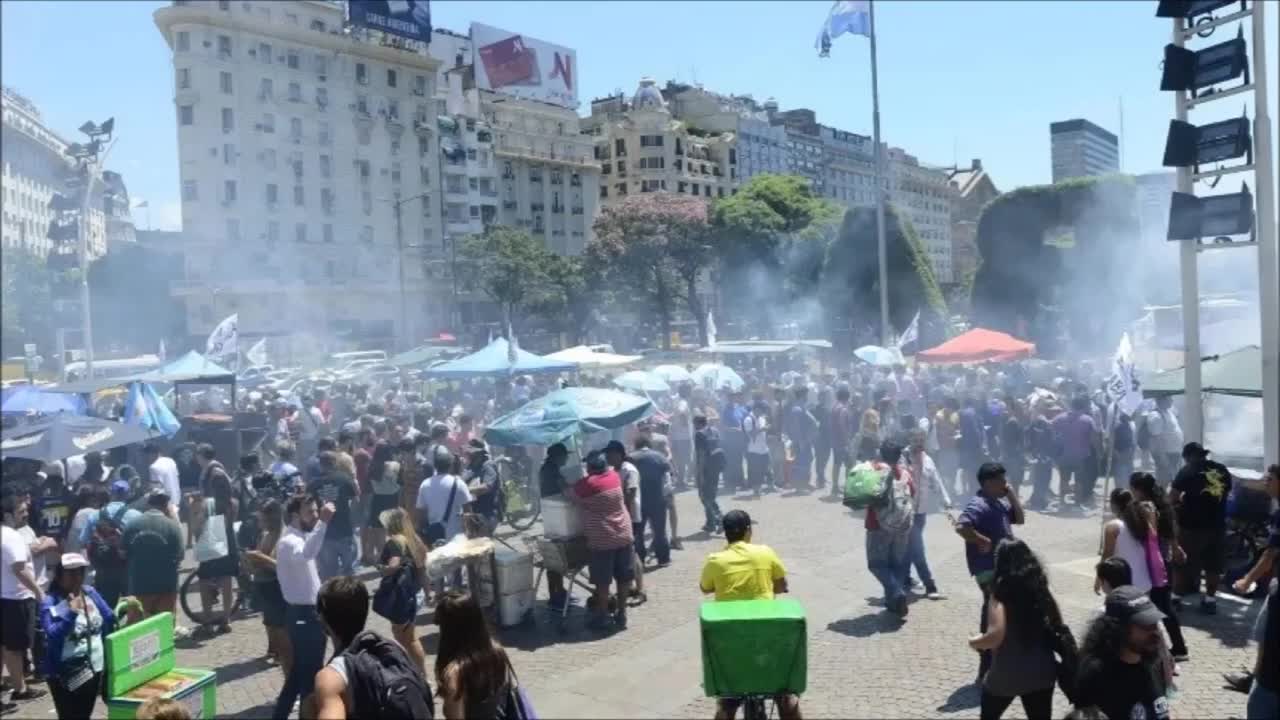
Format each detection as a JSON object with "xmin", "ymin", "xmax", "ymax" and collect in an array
[{"xmin": 61, "ymin": 553, "xmax": 90, "ymax": 570}]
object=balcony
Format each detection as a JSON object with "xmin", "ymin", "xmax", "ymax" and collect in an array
[
  {"xmin": 570, "ymin": 175, "xmax": 582, "ymax": 187},
  {"xmin": 571, "ymin": 206, "xmax": 584, "ymax": 215},
  {"xmin": 385, "ymin": 115, "xmax": 404, "ymax": 135},
  {"xmin": 551, "ymin": 204, "xmax": 564, "ymax": 213},
  {"xmin": 502, "ymin": 201, "xmax": 518, "ymax": 210},
  {"xmin": 476, "ymin": 130, "xmax": 492, "ymax": 143},
  {"xmin": 413, "ymin": 119, "xmax": 432, "ymax": 136},
  {"xmin": 530, "ymin": 203, "xmax": 545, "ymax": 212}
]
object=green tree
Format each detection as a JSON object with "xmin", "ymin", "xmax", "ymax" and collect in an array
[
  {"xmin": 822, "ymin": 204, "xmax": 948, "ymax": 350},
  {"xmin": 0, "ymin": 249, "xmax": 54, "ymax": 360},
  {"xmin": 969, "ymin": 175, "xmax": 1139, "ymax": 355},
  {"xmin": 710, "ymin": 174, "xmax": 841, "ymax": 336},
  {"xmin": 458, "ymin": 226, "xmax": 557, "ymax": 333},
  {"xmin": 531, "ymin": 255, "xmax": 597, "ymax": 346},
  {"xmin": 590, "ymin": 193, "xmax": 716, "ymax": 348}
]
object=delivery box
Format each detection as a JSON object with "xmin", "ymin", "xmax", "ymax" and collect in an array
[{"xmin": 700, "ymin": 598, "xmax": 807, "ymax": 698}]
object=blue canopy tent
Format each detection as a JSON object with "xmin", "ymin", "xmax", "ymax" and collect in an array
[
  {"xmin": 138, "ymin": 350, "xmax": 235, "ymax": 384},
  {"xmin": 0, "ymin": 386, "xmax": 87, "ymax": 416},
  {"xmin": 424, "ymin": 338, "xmax": 576, "ymax": 378},
  {"xmin": 484, "ymin": 388, "xmax": 654, "ymax": 447}
]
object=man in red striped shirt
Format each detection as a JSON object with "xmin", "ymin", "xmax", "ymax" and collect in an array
[{"xmin": 573, "ymin": 451, "xmax": 635, "ymax": 632}]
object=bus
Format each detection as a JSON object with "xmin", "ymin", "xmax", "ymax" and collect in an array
[
  {"xmin": 328, "ymin": 350, "xmax": 387, "ymax": 365},
  {"xmin": 64, "ymin": 354, "xmax": 163, "ymax": 382}
]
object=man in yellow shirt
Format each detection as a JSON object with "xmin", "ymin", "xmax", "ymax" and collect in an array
[
  {"xmin": 700, "ymin": 510, "xmax": 788, "ymax": 601},
  {"xmin": 700, "ymin": 510, "xmax": 801, "ymax": 720}
]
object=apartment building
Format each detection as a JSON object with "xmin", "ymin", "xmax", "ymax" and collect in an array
[
  {"xmin": 584, "ymin": 78, "xmax": 738, "ymax": 206},
  {"xmin": 154, "ymin": 0, "xmax": 445, "ymax": 350},
  {"xmin": 1050, "ymin": 118, "xmax": 1119, "ymax": 182},
  {"xmin": 888, "ymin": 148, "xmax": 956, "ymax": 283},
  {"xmin": 1, "ymin": 86, "xmax": 127, "ymax": 259},
  {"xmin": 663, "ymin": 83, "xmax": 786, "ymax": 181}
]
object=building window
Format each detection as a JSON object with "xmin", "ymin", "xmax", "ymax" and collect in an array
[
  {"xmin": 318, "ymin": 121, "xmax": 331, "ymax": 145},
  {"xmin": 266, "ymin": 220, "xmax": 279, "ymax": 245},
  {"xmin": 362, "ymin": 190, "xmax": 372, "ymax": 215},
  {"xmin": 356, "ymin": 125, "xmax": 370, "ymax": 145},
  {"xmin": 293, "ymin": 185, "xmax": 304, "ymax": 206},
  {"xmin": 319, "ymin": 154, "xmax": 331, "ymax": 178},
  {"xmin": 220, "ymin": 71, "xmax": 233, "ymax": 94},
  {"xmin": 322, "ymin": 223, "xmax": 334, "ymax": 243},
  {"xmin": 261, "ymin": 148, "xmax": 276, "ymax": 169},
  {"xmin": 223, "ymin": 143, "xmax": 235, "ymax": 166},
  {"xmin": 177, "ymin": 68, "xmax": 191, "ymax": 89},
  {"xmin": 357, "ymin": 160, "xmax": 370, "ymax": 181},
  {"xmin": 413, "ymin": 74, "xmax": 426, "ymax": 96},
  {"xmin": 294, "ymin": 223, "xmax": 306, "ymax": 243},
  {"xmin": 356, "ymin": 62, "xmax": 368, "ymax": 85},
  {"xmin": 321, "ymin": 188, "xmax": 334, "ymax": 213},
  {"xmin": 599, "ymin": 186, "xmax": 608, "ymax": 198},
  {"xmin": 468, "ymin": 177, "xmax": 478, "ymax": 191},
  {"xmin": 640, "ymin": 135, "xmax": 664, "ymax": 147},
  {"xmin": 290, "ymin": 117, "xmax": 302, "ymax": 141},
  {"xmin": 470, "ymin": 205, "xmax": 480, "ymax": 218},
  {"xmin": 265, "ymin": 183, "xmax": 278, "ymax": 205},
  {"xmin": 261, "ymin": 113, "xmax": 275, "ymax": 133},
  {"xmin": 178, "ymin": 105, "xmax": 194, "ymax": 125},
  {"xmin": 615, "ymin": 138, "xmax": 626, "ymax": 156},
  {"xmin": 223, "ymin": 180, "xmax": 237, "ymax": 204},
  {"xmin": 360, "ymin": 225, "xmax": 374, "ymax": 244},
  {"xmin": 221, "ymin": 108, "xmax": 234, "ymax": 133},
  {"xmin": 217, "ymin": 35, "xmax": 232, "ymax": 58},
  {"xmin": 310, "ymin": 18, "xmax": 326, "ymax": 32},
  {"xmin": 386, "ymin": 69, "xmax": 397, "ymax": 88},
  {"xmin": 288, "ymin": 82, "xmax": 302, "ymax": 102},
  {"xmin": 258, "ymin": 42, "xmax": 272, "ymax": 63},
  {"xmin": 182, "ymin": 180, "xmax": 197, "ymax": 201},
  {"xmin": 316, "ymin": 87, "xmax": 328, "ymax": 109},
  {"xmin": 226, "ymin": 218, "xmax": 240, "ymax": 242},
  {"xmin": 287, "ymin": 50, "xmax": 299, "ymax": 69},
  {"xmin": 176, "ymin": 31, "xmax": 190, "ymax": 52},
  {"xmin": 419, "ymin": 166, "xmax": 431, "ymax": 186}
]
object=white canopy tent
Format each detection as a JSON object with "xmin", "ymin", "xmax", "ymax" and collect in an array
[{"xmin": 545, "ymin": 345, "xmax": 643, "ymax": 369}]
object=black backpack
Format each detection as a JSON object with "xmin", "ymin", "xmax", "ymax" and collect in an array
[
  {"xmin": 88, "ymin": 503, "xmax": 131, "ymax": 569},
  {"xmin": 341, "ymin": 631, "xmax": 434, "ymax": 720}
]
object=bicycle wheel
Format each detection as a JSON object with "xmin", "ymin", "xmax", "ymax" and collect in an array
[
  {"xmin": 504, "ymin": 475, "xmax": 542, "ymax": 532},
  {"xmin": 179, "ymin": 569, "xmax": 242, "ymax": 627}
]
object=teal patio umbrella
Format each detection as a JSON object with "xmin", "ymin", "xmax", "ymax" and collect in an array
[{"xmin": 484, "ymin": 388, "xmax": 654, "ymax": 447}]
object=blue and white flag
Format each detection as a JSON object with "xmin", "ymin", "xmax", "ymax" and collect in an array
[
  {"xmin": 205, "ymin": 313, "xmax": 238, "ymax": 360},
  {"xmin": 123, "ymin": 381, "xmax": 181, "ymax": 437},
  {"xmin": 816, "ymin": 0, "xmax": 872, "ymax": 57},
  {"xmin": 895, "ymin": 310, "xmax": 920, "ymax": 350}
]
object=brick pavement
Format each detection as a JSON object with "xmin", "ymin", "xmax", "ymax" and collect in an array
[{"xmin": 14, "ymin": 482, "xmax": 1265, "ymax": 719}]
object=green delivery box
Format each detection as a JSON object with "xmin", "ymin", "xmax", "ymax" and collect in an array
[
  {"xmin": 102, "ymin": 612, "xmax": 218, "ymax": 719},
  {"xmin": 700, "ymin": 598, "xmax": 807, "ymax": 697}
]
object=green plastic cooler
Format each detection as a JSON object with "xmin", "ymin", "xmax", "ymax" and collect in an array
[
  {"xmin": 102, "ymin": 612, "xmax": 217, "ymax": 719},
  {"xmin": 700, "ymin": 598, "xmax": 807, "ymax": 697}
]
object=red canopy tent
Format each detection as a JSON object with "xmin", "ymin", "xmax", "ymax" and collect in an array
[{"xmin": 916, "ymin": 328, "xmax": 1036, "ymax": 364}]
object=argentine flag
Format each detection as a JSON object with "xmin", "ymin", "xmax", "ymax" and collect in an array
[
  {"xmin": 816, "ymin": 0, "xmax": 872, "ymax": 57},
  {"xmin": 123, "ymin": 381, "xmax": 181, "ymax": 437}
]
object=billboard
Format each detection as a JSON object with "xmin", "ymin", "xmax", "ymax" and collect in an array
[
  {"xmin": 470, "ymin": 23, "xmax": 578, "ymax": 110},
  {"xmin": 348, "ymin": 1, "xmax": 432, "ymax": 44}
]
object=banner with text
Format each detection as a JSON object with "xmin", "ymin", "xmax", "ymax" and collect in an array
[
  {"xmin": 471, "ymin": 22, "xmax": 578, "ymax": 110},
  {"xmin": 348, "ymin": 0, "xmax": 432, "ymax": 44}
]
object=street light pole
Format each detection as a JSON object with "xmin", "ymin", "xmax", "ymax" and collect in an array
[
  {"xmin": 73, "ymin": 133, "xmax": 116, "ymax": 378},
  {"xmin": 393, "ymin": 196, "xmax": 408, "ymax": 351}
]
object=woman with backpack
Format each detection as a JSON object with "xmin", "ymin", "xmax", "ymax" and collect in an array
[
  {"xmin": 376, "ymin": 508, "xmax": 427, "ymax": 677},
  {"xmin": 966, "ymin": 538, "xmax": 1073, "ymax": 720},
  {"xmin": 434, "ymin": 591, "xmax": 534, "ymax": 719}
]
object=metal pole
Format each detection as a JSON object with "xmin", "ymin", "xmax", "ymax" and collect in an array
[
  {"xmin": 450, "ymin": 233, "xmax": 458, "ymax": 331},
  {"xmin": 1250, "ymin": 0, "xmax": 1279, "ymax": 466},
  {"xmin": 869, "ymin": 0, "xmax": 891, "ymax": 347},
  {"xmin": 1173, "ymin": 16, "xmax": 1202, "ymax": 443},
  {"xmin": 394, "ymin": 197, "xmax": 408, "ymax": 350},
  {"xmin": 79, "ymin": 162, "xmax": 96, "ymax": 378}
]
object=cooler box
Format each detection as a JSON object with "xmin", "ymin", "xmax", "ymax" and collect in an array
[
  {"xmin": 494, "ymin": 548, "xmax": 535, "ymax": 595},
  {"xmin": 700, "ymin": 599, "xmax": 807, "ymax": 698},
  {"xmin": 498, "ymin": 589, "xmax": 536, "ymax": 627},
  {"xmin": 541, "ymin": 496, "xmax": 583, "ymax": 539},
  {"xmin": 103, "ymin": 612, "xmax": 218, "ymax": 719}
]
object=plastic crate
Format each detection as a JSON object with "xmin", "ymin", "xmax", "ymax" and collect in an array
[{"xmin": 700, "ymin": 598, "xmax": 807, "ymax": 698}]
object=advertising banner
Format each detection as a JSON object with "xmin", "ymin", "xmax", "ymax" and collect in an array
[
  {"xmin": 471, "ymin": 22, "xmax": 578, "ymax": 109},
  {"xmin": 348, "ymin": 1, "xmax": 432, "ymax": 44}
]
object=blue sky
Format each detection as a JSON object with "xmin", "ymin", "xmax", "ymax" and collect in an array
[{"xmin": 2, "ymin": 0, "xmax": 1275, "ymax": 232}]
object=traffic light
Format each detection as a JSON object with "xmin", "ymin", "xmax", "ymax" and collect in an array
[
  {"xmin": 1160, "ymin": 27, "xmax": 1248, "ymax": 92},
  {"xmin": 1162, "ymin": 113, "xmax": 1251, "ymax": 167},
  {"xmin": 1166, "ymin": 183, "xmax": 1254, "ymax": 241}
]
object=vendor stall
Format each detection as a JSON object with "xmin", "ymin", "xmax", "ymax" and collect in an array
[
  {"xmin": 425, "ymin": 337, "xmax": 576, "ymax": 378},
  {"xmin": 916, "ymin": 328, "xmax": 1036, "ymax": 364}
]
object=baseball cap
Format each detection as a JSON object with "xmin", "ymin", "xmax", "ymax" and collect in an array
[
  {"xmin": 1104, "ymin": 585, "xmax": 1166, "ymax": 626},
  {"xmin": 721, "ymin": 509, "xmax": 752, "ymax": 537},
  {"xmin": 60, "ymin": 553, "xmax": 90, "ymax": 570},
  {"xmin": 110, "ymin": 479, "xmax": 131, "ymax": 496},
  {"xmin": 604, "ymin": 440, "xmax": 626, "ymax": 456},
  {"xmin": 1182, "ymin": 441, "xmax": 1210, "ymax": 459},
  {"xmin": 148, "ymin": 486, "xmax": 171, "ymax": 501}
]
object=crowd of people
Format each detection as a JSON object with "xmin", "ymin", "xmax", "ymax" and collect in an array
[{"xmin": 1, "ymin": 354, "xmax": 1277, "ymax": 720}]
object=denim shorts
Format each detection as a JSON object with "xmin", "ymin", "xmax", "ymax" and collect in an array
[{"xmin": 588, "ymin": 546, "xmax": 635, "ymax": 586}]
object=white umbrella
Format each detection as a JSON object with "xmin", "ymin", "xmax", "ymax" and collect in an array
[
  {"xmin": 692, "ymin": 363, "xmax": 744, "ymax": 392},
  {"xmin": 545, "ymin": 345, "xmax": 643, "ymax": 369},
  {"xmin": 652, "ymin": 364, "xmax": 693, "ymax": 385},
  {"xmin": 854, "ymin": 345, "xmax": 904, "ymax": 367},
  {"xmin": 612, "ymin": 370, "xmax": 671, "ymax": 394}
]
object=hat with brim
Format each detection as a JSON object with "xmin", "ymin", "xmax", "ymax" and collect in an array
[
  {"xmin": 1105, "ymin": 585, "xmax": 1166, "ymax": 625},
  {"xmin": 61, "ymin": 553, "xmax": 90, "ymax": 570}
]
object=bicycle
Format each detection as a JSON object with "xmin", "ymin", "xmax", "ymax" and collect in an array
[{"xmin": 179, "ymin": 566, "xmax": 249, "ymax": 628}]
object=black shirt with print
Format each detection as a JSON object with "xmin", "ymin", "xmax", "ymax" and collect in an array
[
  {"xmin": 1172, "ymin": 459, "xmax": 1232, "ymax": 530},
  {"xmin": 1076, "ymin": 655, "xmax": 1169, "ymax": 720}
]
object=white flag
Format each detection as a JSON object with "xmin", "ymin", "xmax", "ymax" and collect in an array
[
  {"xmin": 895, "ymin": 310, "xmax": 920, "ymax": 349},
  {"xmin": 245, "ymin": 337, "xmax": 267, "ymax": 367},
  {"xmin": 816, "ymin": 0, "xmax": 871, "ymax": 57},
  {"xmin": 205, "ymin": 313, "xmax": 239, "ymax": 360},
  {"xmin": 706, "ymin": 310, "xmax": 718, "ymax": 350},
  {"xmin": 1105, "ymin": 332, "xmax": 1143, "ymax": 415}
]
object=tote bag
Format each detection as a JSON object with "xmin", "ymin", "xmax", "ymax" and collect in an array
[{"xmin": 194, "ymin": 498, "xmax": 229, "ymax": 562}]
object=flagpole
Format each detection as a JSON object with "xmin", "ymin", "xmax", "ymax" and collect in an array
[{"xmin": 869, "ymin": 0, "xmax": 890, "ymax": 347}]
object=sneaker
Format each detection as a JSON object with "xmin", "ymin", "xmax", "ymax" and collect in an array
[
  {"xmin": 174, "ymin": 625, "xmax": 193, "ymax": 640},
  {"xmin": 1172, "ymin": 652, "xmax": 1190, "ymax": 663},
  {"xmin": 670, "ymin": 539, "xmax": 684, "ymax": 550},
  {"xmin": 926, "ymin": 590, "xmax": 947, "ymax": 601},
  {"xmin": 613, "ymin": 609, "xmax": 628, "ymax": 630},
  {"xmin": 1223, "ymin": 669, "xmax": 1253, "ymax": 694},
  {"xmin": 8, "ymin": 688, "xmax": 45, "ymax": 702},
  {"xmin": 216, "ymin": 622, "xmax": 233, "ymax": 635},
  {"xmin": 1199, "ymin": 598, "xmax": 1217, "ymax": 615}
]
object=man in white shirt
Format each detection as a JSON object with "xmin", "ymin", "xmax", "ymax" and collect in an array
[
  {"xmin": 605, "ymin": 440, "xmax": 647, "ymax": 601},
  {"xmin": 143, "ymin": 442, "xmax": 181, "ymax": 516},
  {"xmin": 64, "ymin": 454, "xmax": 86, "ymax": 486},
  {"xmin": 272, "ymin": 494, "xmax": 335, "ymax": 720},
  {"xmin": 742, "ymin": 401, "xmax": 771, "ymax": 498},
  {"xmin": 1145, "ymin": 396, "xmax": 1184, "ymax": 486},
  {"xmin": 904, "ymin": 429, "xmax": 951, "ymax": 601},
  {"xmin": 416, "ymin": 447, "xmax": 472, "ymax": 592},
  {"xmin": 2, "ymin": 493, "xmax": 46, "ymax": 702},
  {"xmin": 670, "ymin": 384, "xmax": 694, "ymax": 488}
]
